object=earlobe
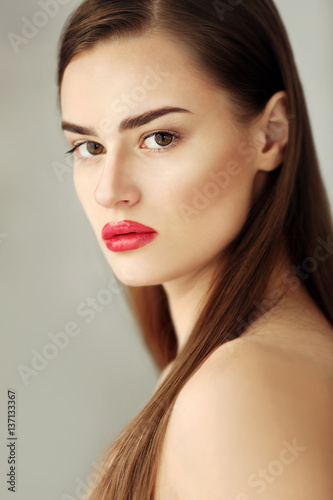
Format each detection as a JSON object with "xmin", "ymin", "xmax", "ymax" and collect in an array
[{"xmin": 255, "ymin": 91, "xmax": 289, "ymax": 172}]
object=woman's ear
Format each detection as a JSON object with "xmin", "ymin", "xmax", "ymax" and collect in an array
[{"xmin": 254, "ymin": 91, "xmax": 289, "ymax": 172}]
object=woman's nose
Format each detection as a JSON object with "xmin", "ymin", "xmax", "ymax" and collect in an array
[{"xmin": 94, "ymin": 150, "xmax": 140, "ymax": 208}]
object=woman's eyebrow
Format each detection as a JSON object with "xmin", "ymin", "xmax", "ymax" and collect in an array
[
  {"xmin": 119, "ymin": 106, "xmax": 192, "ymax": 132},
  {"xmin": 61, "ymin": 106, "xmax": 192, "ymax": 135}
]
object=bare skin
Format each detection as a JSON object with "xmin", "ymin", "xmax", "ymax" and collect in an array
[
  {"xmin": 154, "ymin": 278, "xmax": 333, "ymax": 499},
  {"xmin": 155, "ymin": 283, "xmax": 333, "ymax": 392},
  {"xmin": 154, "ymin": 247, "xmax": 333, "ymax": 389}
]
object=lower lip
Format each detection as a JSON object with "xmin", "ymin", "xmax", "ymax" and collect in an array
[{"xmin": 104, "ymin": 232, "xmax": 158, "ymax": 252}]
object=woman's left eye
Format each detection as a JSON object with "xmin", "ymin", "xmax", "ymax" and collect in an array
[
  {"xmin": 141, "ymin": 131, "xmax": 179, "ymax": 152},
  {"xmin": 66, "ymin": 141, "xmax": 105, "ymax": 158}
]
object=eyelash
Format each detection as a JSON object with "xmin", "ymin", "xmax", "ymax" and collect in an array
[{"xmin": 65, "ymin": 130, "xmax": 181, "ymax": 159}]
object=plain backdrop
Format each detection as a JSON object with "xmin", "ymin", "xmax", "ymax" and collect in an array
[{"xmin": 1, "ymin": 1, "xmax": 332, "ymax": 499}]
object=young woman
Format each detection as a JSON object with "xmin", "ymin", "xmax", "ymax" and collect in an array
[{"xmin": 57, "ymin": 0, "xmax": 333, "ymax": 498}]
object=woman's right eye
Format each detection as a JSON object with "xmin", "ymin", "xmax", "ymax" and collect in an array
[{"xmin": 66, "ymin": 141, "xmax": 105, "ymax": 158}]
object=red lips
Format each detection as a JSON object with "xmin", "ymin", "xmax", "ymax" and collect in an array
[
  {"xmin": 102, "ymin": 220, "xmax": 157, "ymax": 240},
  {"xmin": 101, "ymin": 220, "xmax": 158, "ymax": 252}
]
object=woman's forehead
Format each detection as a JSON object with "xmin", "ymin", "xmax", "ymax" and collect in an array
[{"xmin": 60, "ymin": 35, "xmax": 232, "ymax": 129}]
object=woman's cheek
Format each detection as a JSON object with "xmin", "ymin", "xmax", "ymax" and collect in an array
[{"xmin": 174, "ymin": 151, "xmax": 251, "ymax": 227}]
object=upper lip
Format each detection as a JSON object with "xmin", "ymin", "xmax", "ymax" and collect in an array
[{"xmin": 102, "ymin": 219, "xmax": 157, "ymax": 240}]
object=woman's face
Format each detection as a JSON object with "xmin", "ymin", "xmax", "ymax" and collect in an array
[{"xmin": 60, "ymin": 33, "xmax": 264, "ymax": 287}]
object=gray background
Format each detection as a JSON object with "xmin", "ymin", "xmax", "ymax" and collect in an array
[{"xmin": 1, "ymin": 1, "xmax": 332, "ymax": 499}]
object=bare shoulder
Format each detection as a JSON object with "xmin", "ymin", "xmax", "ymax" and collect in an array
[
  {"xmin": 174, "ymin": 331, "xmax": 333, "ymax": 423},
  {"xmin": 164, "ymin": 335, "xmax": 333, "ymax": 499}
]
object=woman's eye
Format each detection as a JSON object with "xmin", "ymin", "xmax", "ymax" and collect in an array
[
  {"xmin": 67, "ymin": 141, "xmax": 105, "ymax": 158},
  {"xmin": 78, "ymin": 141, "xmax": 105, "ymax": 157},
  {"xmin": 142, "ymin": 132, "xmax": 178, "ymax": 151}
]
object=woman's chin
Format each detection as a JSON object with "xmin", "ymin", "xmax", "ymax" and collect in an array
[{"xmin": 110, "ymin": 266, "xmax": 163, "ymax": 288}]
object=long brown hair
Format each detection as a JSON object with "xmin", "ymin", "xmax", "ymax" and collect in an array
[{"xmin": 57, "ymin": 0, "xmax": 333, "ymax": 498}]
